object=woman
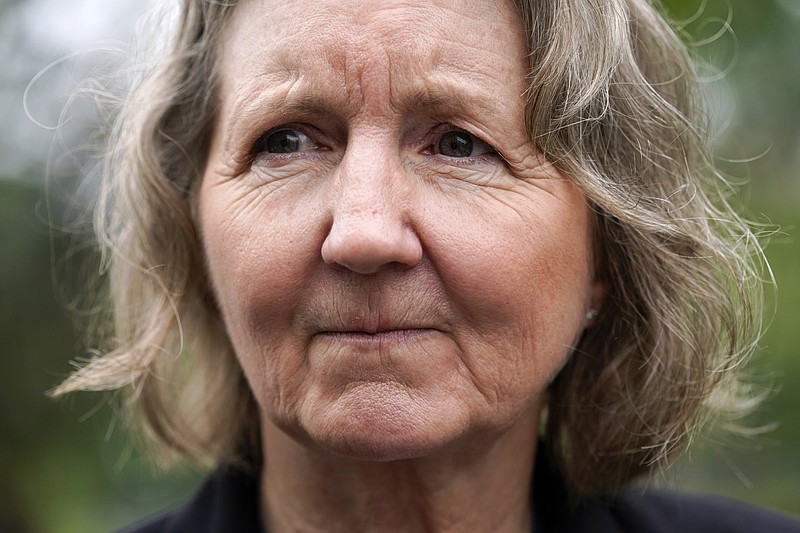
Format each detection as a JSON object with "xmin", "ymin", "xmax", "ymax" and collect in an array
[{"xmin": 54, "ymin": 0, "xmax": 799, "ymax": 531}]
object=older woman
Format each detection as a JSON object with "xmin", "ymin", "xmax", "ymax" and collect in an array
[{"xmin": 55, "ymin": 0, "xmax": 799, "ymax": 531}]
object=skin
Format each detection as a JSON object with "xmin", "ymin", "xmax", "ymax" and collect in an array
[{"xmin": 199, "ymin": 0, "xmax": 603, "ymax": 530}]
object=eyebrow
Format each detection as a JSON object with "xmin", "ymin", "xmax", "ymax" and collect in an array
[
  {"xmin": 261, "ymin": 93, "xmax": 336, "ymax": 119},
  {"xmin": 218, "ymin": 78, "xmax": 341, "ymax": 151},
  {"xmin": 220, "ymin": 69, "xmax": 511, "ymax": 147},
  {"xmin": 396, "ymin": 84, "xmax": 477, "ymax": 116},
  {"xmin": 226, "ymin": 85, "xmax": 338, "ymax": 128}
]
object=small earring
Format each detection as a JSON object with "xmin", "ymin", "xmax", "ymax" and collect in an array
[{"xmin": 585, "ymin": 308, "xmax": 599, "ymax": 321}]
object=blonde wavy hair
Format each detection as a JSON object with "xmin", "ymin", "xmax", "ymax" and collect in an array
[{"xmin": 54, "ymin": 0, "xmax": 766, "ymax": 498}]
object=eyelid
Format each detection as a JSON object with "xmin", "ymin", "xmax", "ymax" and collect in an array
[
  {"xmin": 250, "ymin": 123, "xmax": 326, "ymax": 157},
  {"xmin": 425, "ymin": 124, "xmax": 498, "ymax": 158}
]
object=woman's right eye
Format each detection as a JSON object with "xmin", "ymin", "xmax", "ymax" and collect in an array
[{"xmin": 256, "ymin": 129, "xmax": 319, "ymax": 154}]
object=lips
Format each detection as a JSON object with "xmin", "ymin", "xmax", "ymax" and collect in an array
[
  {"xmin": 316, "ymin": 315, "xmax": 440, "ymax": 334},
  {"xmin": 317, "ymin": 328, "xmax": 439, "ymax": 345},
  {"xmin": 312, "ymin": 307, "xmax": 443, "ymax": 339},
  {"xmin": 293, "ymin": 277, "xmax": 448, "ymax": 333},
  {"xmin": 305, "ymin": 307, "xmax": 450, "ymax": 351}
]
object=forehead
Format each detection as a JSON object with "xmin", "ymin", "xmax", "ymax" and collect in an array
[
  {"xmin": 222, "ymin": 0, "xmax": 523, "ymax": 60},
  {"xmin": 217, "ymin": 0, "xmax": 528, "ymax": 120}
]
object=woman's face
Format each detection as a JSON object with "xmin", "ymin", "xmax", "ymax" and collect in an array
[{"xmin": 200, "ymin": 0, "xmax": 600, "ymax": 460}]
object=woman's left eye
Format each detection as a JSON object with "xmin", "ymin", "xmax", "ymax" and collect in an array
[{"xmin": 435, "ymin": 130, "xmax": 495, "ymax": 158}]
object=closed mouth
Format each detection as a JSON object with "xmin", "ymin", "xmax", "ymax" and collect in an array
[{"xmin": 317, "ymin": 328, "xmax": 439, "ymax": 343}]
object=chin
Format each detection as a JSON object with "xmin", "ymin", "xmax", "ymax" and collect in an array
[
  {"xmin": 297, "ymin": 382, "xmax": 469, "ymax": 462},
  {"xmin": 319, "ymin": 430, "xmax": 445, "ymax": 462}
]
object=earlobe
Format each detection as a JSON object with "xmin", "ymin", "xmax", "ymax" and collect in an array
[{"xmin": 585, "ymin": 278, "xmax": 606, "ymax": 327}]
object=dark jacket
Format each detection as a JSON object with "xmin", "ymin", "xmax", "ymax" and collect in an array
[{"xmin": 119, "ymin": 454, "xmax": 800, "ymax": 533}]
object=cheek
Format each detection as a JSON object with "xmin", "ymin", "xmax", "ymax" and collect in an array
[
  {"xmin": 201, "ymin": 195, "xmax": 285, "ymax": 329},
  {"xmin": 427, "ymin": 188, "xmax": 592, "ymax": 403},
  {"xmin": 200, "ymin": 177, "xmax": 324, "ymax": 312},
  {"xmin": 198, "ymin": 183, "xmax": 321, "ymax": 407}
]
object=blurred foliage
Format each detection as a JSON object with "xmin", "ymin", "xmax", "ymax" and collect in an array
[
  {"xmin": 0, "ymin": 0, "xmax": 798, "ymax": 532},
  {"xmin": 654, "ymin": 0, "xmax": 800, "ymax": 515},
  {"xmin": 0, "ymin": 181, "xmax": 201, "ymax": 533}
]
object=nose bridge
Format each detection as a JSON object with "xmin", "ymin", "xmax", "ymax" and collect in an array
[
  {"xmin": 321, "ymin": 134, "xmax": 422, "ymax": 274},
  {"xmin": 337, "ymin": 139, "xmax": 397, "ymax": 217}
]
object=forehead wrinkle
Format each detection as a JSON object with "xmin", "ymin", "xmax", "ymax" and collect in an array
[
  {"xmin": 335, "ymin": 41, "xmax": 511, "ymax": 124},
  {"xmin": 217, "ymin": 0, "xmax": 528, "ymax": 144},
  {"xmin": 230, "ymin": 79, "xmax": 334, "ymax": 126}
]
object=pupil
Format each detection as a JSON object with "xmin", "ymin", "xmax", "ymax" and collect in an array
[
  {"xmin": 439, "ymin": 131, "xmax": 473, "ymax": 157},
  {"xmin": 267, "ymin": 130, "xmax": 300, "ymax": 153}
]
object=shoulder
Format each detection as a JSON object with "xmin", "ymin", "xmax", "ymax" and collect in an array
[
  {"xmin": 533, "ymin": 453, "xmax": 800, "ymax": 533},
  {"xmin": 571, "ymin": 488, "xmax": 800, "ymax": 533},
  {"xmin": 115, "ymin": 465, "xmax": 263, "ymax": 533}
]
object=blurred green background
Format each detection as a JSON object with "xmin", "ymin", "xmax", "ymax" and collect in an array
[{"xmin": 1, "ymin": 0, "xmax": 798, "ymax": 531}]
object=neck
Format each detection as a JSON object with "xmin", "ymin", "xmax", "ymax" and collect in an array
[{"xmin": 259, "ymin": 406, "xmax": 540, "ymax": 533}]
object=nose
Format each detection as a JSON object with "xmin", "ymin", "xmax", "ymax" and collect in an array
[{"xmin": 321, "ymin": 147, "xmax": 423, "ymax": 274}]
